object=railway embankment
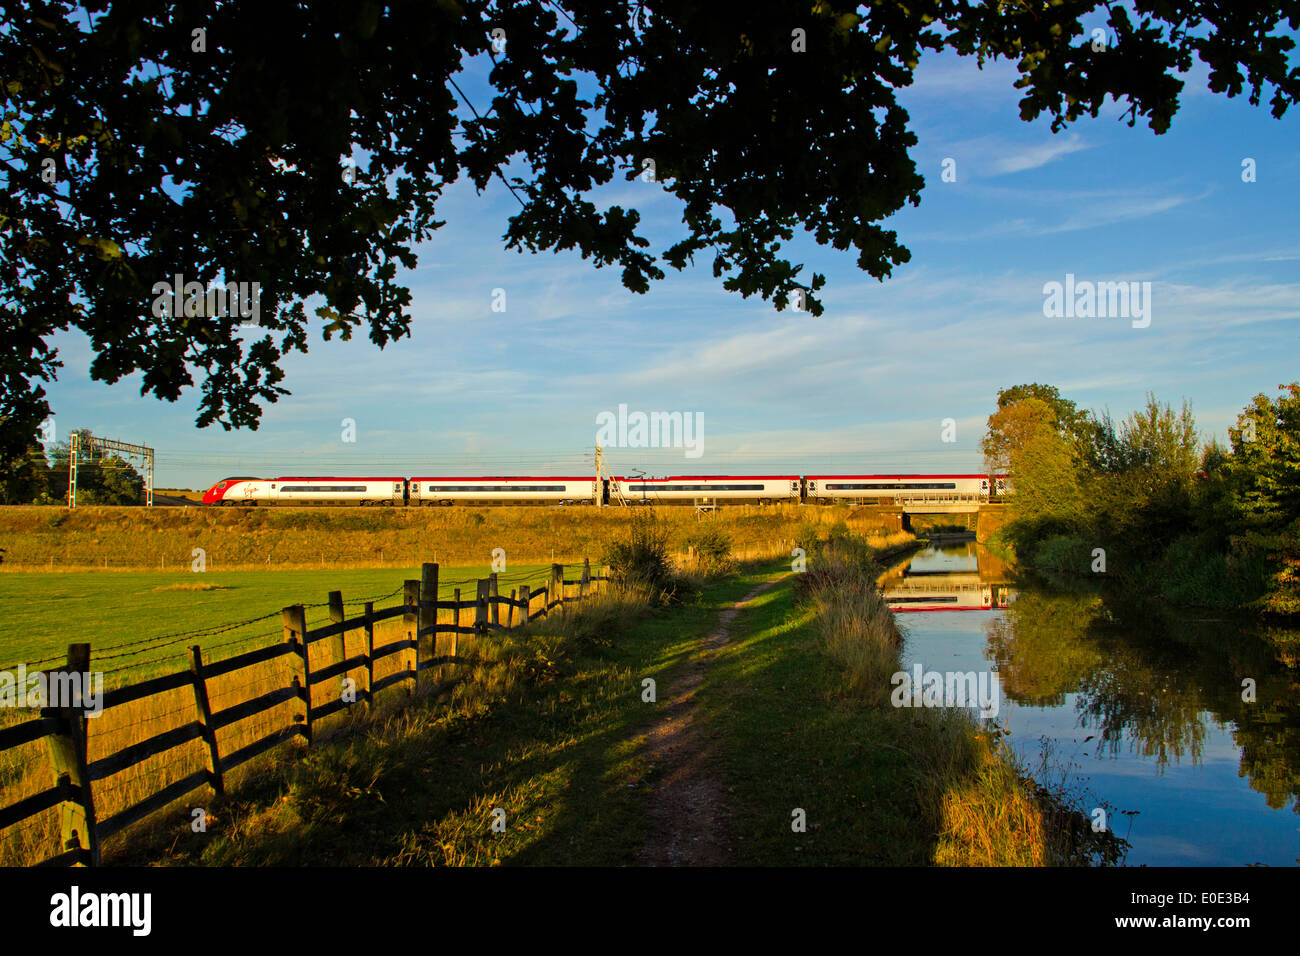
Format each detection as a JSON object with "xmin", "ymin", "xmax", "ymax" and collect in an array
[{"xmin": 0, "ymin": 503, "xmax": 900, "ymax": 571}]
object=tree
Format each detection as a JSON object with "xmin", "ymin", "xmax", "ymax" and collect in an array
[
  {"xmin": 1226, "ymin": 384, "xmax": 1300, "ymax": 530},
  {"xmin": 0, "ymin": 441, "xmax": 50, "ymax": 503},
  {"xmin": 1006, "ymin": 420, "xmax": 1087, "ymax": 537},
  {"xmin": 982, "ymin": 396, "xmax": 1058, "ymax": 473},
  {"xmin": 1090, "ymin": 395, "xmax": 1200, "ymax": 549},
  {"xmin": 982, "ymin": 384, "xmax": 1088, "ymax": 472},
  {"xmin": 3, "ymin": 2, "xmax": 1298, "ymax": 477}
]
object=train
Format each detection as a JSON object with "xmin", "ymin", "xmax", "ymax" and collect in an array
[{"xmin": 201, "ymin": 473, "xmax": 1010, "ymax": 507}]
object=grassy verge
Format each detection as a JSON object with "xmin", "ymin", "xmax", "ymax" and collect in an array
[{"xmin": 702, "ymin": 534, "xmax": 1126, "ymax": 866}]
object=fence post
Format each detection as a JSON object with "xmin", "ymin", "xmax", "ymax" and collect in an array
[
  {"xmin": 189, "ymin": 645, "xmax": 224, "ymax": 797},
  {"xmin": 475, "ymin": 578, "xmax": 490, "ymax": 635},
  {"xmin": 581, "ymin": 557, "xmax": 591, "ymax": 600},
  {"xmin": 419, "ymin": 563, "xmax": 438, "ymax": 684},
  {"xmin": 506, "ymin": 588, "xmax": 516, "ymax": 628},
  {"xmin": 551, "ymin": 563, "xmax": 563, "ymax": 616},
  {"xmin": 451, "ymin": 588, "xmax": 461, "ymax": 680},
  {"xmin": 283, "ymin": 605, "xmax": 311, "ymax": 745},
  {"xmin": 403, "ymin": 580, "xmax": 420, "ymax": 695},
  {"xmin": 489, "ymin": 572, "xmax": 499, "ymax": 627},
  {"xmin": 43, "ymin": 642, "xmax": 99, "ymax": 865},
  {"xmin": 519, "ymin": 583, "xmax": 531, "ymax": 624},
  {"xmin": 327, "ymin": 590, "xmax": 348, "ymax": 705},
  {"xmin": 363, "ymin": 602, "xmax": 375, "ymax": 713}
]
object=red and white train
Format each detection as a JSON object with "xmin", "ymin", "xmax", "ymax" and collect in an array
[
  {"xmin": 805, "ymin": 474, "xmax": 1007, "ymax": 504},
  {"xmin": 202, "ymin": 474, "xmax": 1010, "ymax": 507}
]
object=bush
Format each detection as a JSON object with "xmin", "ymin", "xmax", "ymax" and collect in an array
[
  {"xmin": 1027, "ymin": 535, "xmax": 1094, "ymax": 576},
  {"xmin": 601, "ymin": 512, "xmax": 674, "ymax": 596},
  {"xmin": 684, "ymin": 524, "xmax": 734, "ymax": 575}
]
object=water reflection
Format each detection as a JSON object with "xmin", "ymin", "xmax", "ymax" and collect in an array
[
  {"xmin": 879, "ymin": 538, "xmax": 1014, "ymax": 613},
  {"xmin": 886, "ymin": 539, "xmax": 1300, "ymax": 865}
]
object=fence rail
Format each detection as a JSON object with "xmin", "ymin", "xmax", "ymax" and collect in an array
[{"xmin": 0, "ymin": 559, "xmax": 605, "ymax": 866}]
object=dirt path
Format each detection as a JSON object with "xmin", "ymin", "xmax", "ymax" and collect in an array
[{"xmin": 636, "ymin": 575, "xmax": 786, "ymax": 866}]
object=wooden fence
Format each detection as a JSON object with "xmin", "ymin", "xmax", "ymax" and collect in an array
[{"xmin": 0, "ymin": 559, "xmax": 605, "ymax": 866}]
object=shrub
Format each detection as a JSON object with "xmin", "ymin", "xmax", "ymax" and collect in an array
[
  {"xmin": 601, "ymin": 512, "xmax": 674, "ymax": 596},
  {"xmin": 684, "ymin": 524, "xmax": 734, "ymax": 575},
  {"xmin": 1027, "ymin": 535, "xmax": 1094, "ymax": 575}
]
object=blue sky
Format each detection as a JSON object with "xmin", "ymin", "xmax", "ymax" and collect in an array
[{"xmin": 39, "ymin": 43, "xmax": 1300, "ymax": 490}]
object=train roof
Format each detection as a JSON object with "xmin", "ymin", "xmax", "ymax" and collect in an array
[
  {"xmin": 273, "ymin": 476, "xmax": 407, "ymax": 481},
  {"xmin": 805, "ymin": 474, "xmax": 999, "ymax": 479},
  {"xmin": 409, "ymin": 476, "xmax": 596, "ymax": 481},
  {"xmin": 615, "ymin": 475, "xmax": 799, "ymax": 481}
]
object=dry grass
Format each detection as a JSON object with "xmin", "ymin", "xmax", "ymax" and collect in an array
[{"xmin": 0, "ymin": 503, "xmax": 903, "ymax": 571}]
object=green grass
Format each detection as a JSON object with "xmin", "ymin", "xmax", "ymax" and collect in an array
[
  {"xmin": 701, "ymin": 569, "xmax": 944, "ymax": 863},
  {"xmin": 0, "ymin": 564, "xmax": 554, "ymax": 677}
]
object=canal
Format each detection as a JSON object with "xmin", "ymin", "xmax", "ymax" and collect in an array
[{"xmin": 885, "ymin": 539, "xmax": 1300, "ymax": 866}]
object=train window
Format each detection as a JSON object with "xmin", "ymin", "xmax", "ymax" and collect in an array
[
  {"xmin": 626, "ymin": 484, "xmax": 765, "ymax": 492},
  {"xmin": 825, "ymin": 482, "xmax": 957, "ymax": 491},
  {"xmin": 279, "ymin": 485, "xmax": 367, "ymax": 492},
  {"xmin": 424, "ymin": 485, "xmax": 569, "ymax": 492}
]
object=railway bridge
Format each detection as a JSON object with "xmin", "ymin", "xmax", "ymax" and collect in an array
[{"xmin": 853, "ymin": 501, "xmax": 1009, "ymax": 538}]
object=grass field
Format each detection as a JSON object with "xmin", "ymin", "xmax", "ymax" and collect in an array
[{"xmin": 0, "ymin": 563, "xmax": 555, "ymax": 677}]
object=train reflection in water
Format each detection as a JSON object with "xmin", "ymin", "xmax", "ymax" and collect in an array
[{"xmin": 878, "ymin": 537, "xmax": 1014, "ymax": 612}]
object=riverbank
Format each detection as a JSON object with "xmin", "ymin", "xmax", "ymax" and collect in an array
[
  {"xmin": 704, "ymin": 533, "xmax": 1122, "ymax": 865},
  {"xmin": 990, "ymin": 526, "xmax": 1298, "ymax": 622}
]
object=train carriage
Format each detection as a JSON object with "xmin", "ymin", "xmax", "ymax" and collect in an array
[
  {"xmin": 805, "ymin": 474, "xmax": 992, "ymax": 505},
  {"xmin": 408, "ymin": 476, "xmax": 598, "ymax": 506},
  {"xmin": 273, "ymin": 477, "xmax": 406, "ymax": 505},
  {"xmin": 201, "ymin": 476, "xmax": 405, "ymax": 506},
  {"xmin": 613, "ymin": 475, "xmax": 801, "ymax": 505}
]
